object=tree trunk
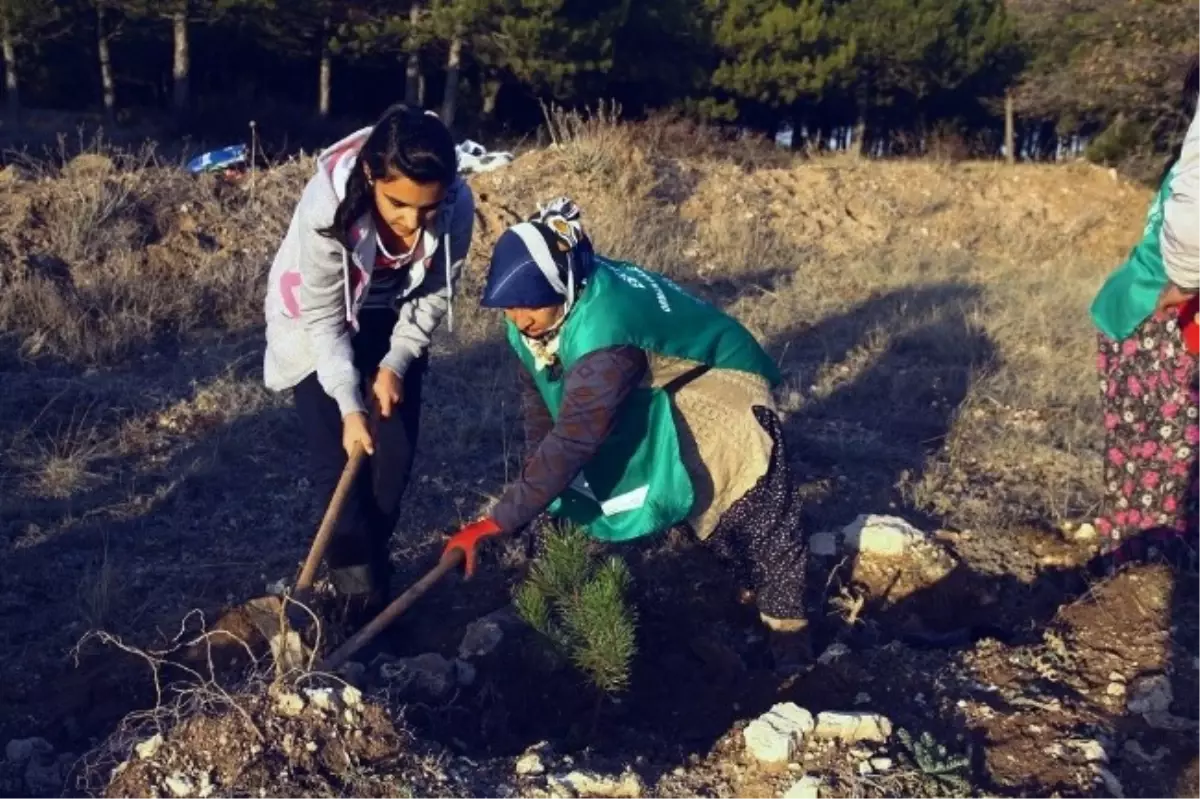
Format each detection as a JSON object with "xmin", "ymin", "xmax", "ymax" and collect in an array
[
  {"xmin": 482, "ymin": 78, "xmax": 500, "ymax": 121},
  {"xmin": 1004, "ymin": 90, "xmax": 1015, "ymax": 164},
  {"xmin": 440, "ymin": 33, "xmax": 462, "ymax": 129},
  {"xmin": 2, "ymin": 21, "xmax": 18, "ymax": 128},
  {"xmin": 172, "ymin": 5, "xmax": 189, "ymax": 116},
  {"xmin": 318, "ymin": 15, "xmax": 332, "ymax": 119},
  {"xmin": 97, "ymin": 5, "xmax": 116, "ymax": 124},
  {"xmin": 404, "ymin": 1, "xmax": 421, "ymax": 106},
  {"xmin": 852, "ymin": 114, "xmax": 867, "ymax": 157}
]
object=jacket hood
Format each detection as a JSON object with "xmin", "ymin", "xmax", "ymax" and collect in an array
[{"xmin": 316, "ymin": 126, "xmax": 372, "ymax": 203}]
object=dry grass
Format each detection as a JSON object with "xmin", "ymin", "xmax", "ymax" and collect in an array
[{"xmin": 0, "ymin": 116, "xmax": 1157, "ymax": 776}]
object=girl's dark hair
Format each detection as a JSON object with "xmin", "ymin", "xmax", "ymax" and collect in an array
[
  {"xmin": 319, "ymin": 104, "xmax": 458, "ymax": 248},
  {"xmin": 1160, "ymin": 56, "xmax": 1199, "ymax": 184}
]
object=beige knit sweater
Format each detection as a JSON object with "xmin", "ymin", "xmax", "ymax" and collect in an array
[{"xmin": 645, "ymin": 354, "xmax": 776, "ymax": 540}]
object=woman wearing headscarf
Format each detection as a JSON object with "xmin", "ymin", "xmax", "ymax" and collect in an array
[
  {"xmin": 1090, "ymin": 58, "xmax": 1199, "ymax": 562},
  {"xmin": 442, "ymin": 198, "xmax": 812, "ymax": 672}
]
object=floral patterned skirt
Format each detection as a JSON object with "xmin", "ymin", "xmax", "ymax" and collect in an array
[{"xmin": 1095, "ymin": 309, "xmax": 1199, "ymax": 560}]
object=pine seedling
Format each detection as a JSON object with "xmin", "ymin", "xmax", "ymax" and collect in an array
[{"xmin": 515, "ymin": 525, "xmax": 637, "ymax": 696}]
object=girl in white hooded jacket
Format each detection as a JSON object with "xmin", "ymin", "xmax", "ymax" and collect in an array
[{"xmin": 263, "ymin": 105, "xmax": 474, "ymax": 614}]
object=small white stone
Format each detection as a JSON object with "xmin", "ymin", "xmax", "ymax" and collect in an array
[
  {"xmin": 515, "ymin": 752, "xmax": 545, "ymax": 777},
  {"xmin": 813, "ymin": 711, "xmax": 893, "ymax": 743},
  {"xmin": 135, "ymin": 734, "xmax": 164, "ymax": 760},
  {"xmin": 1127, "ymin": 674, "xmax": 1172, "ymax": 715},
  {"xmin": 870, "ymin": 757, "xmax": 893, "ymax": 772},
  {"xmin": 459, "ymin": 618, "xmax": 506, "ymax": 659},
  {"xmin": 842, "ymin": 514, "xmax": 925, "ymax": 556},
  {"xmin": 783, "ymin": 775, "xmax": 821, "ymax": 799},
  {"xmin": 380, "ymin": 653, "xmax": 457, "ymax": 698},
  {"xmin": 1069, "ymin": 739, "xmax": 1108, "ymax": 764},
  {"xmin": 808, "ymin": 533, "xmax": 838, "ymax": 557},
  {"xmin": 341, "ymin": 685, "xmax": 364, "ymax": 710},
  {"xmin": 857, "ymin": 760, "xmax": 873, "ymax": 776},
  {"xmin": 1106, "ymin": 682, "xmax": 1126, "ymax": 697},
  {"xmin": 274, "ymin": 692, "xmax": 305, "ymax": 718},
  {"xmin": 817, "ymin": 643, "xmax": 850, "ymax": 665},
  {"xmin": 164, "ymin": 774, "xmax": 195, "ymax": 797},
  {"xmin": 559, "ymin": 770, "xmax": 643, "ymax": 798},
  {"xmin": 1072, "ymin": 523, "xmax": 1098, "ymax": 541},
  {"xmin": 304, "ymin": 688, "xmax": 338, "ymax": 712},
  {"xmin": 744, "ymin": 703, "xmax": 815, "ymax": 764}
]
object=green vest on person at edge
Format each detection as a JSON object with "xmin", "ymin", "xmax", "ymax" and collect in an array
[
  {"xmin": 506, "ymin": 257, "xmax": 782, "ymax": 543},
  {"xmin": 1090, "ymin": 163, "xmax": 1181, "ymax": 342}
]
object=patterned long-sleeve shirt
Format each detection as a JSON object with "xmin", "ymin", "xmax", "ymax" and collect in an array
[{"xmin": 491, "ymin": 346, "xmax": 648, "ymax": 533}]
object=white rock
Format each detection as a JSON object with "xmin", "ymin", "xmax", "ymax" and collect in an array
[
  {"xmin": 304, "ymin": 687, "xmax": 338, "ymax": 712},
  {"xmin": 460, "ymin": 618, "xmax": 506, "ymax": 659},
  {"xmin": 857, "ymin": 760, "xmax": 872, "ymax": 776},
  {"xmin": 870, "ymin": 757, "xmax": 894, "ymax": 772},
  {"xmin": 1072, "ymin": 523, "xmax": 1098, "ymax": 541},
  {"xmin": 274, "ymin": 692, "xmax": 305, "ymax": 718},
  {"xmin": 5, "ymin": 737, "xmax": 53, "ymax": 764},
  {"xmin": 1068, "ymin": 739, "xmax": 1108, "ymax": 764},
  {"xmin": 515, "ymin": 752, "xmax": 546, "ymax": 777},
  {"xmin": 744, "ymin": 703, "xmax": 815, "ymax": 764},
  {"xmin": 1106, "ymin": 682, "xmax": 1126, "ymax": 697},
  {"xmin": 135, "ymin": 734, "xmax": 164, "ymax": 760},
  {"xmin": 379, "ymin": 653, "xmax": 457, "ymax": 698},
  {"xmin": 164, "ymin": 774, "xmax": 196, "ymax": 797},
  {"xmin": 808, "ymin": 533, "xmax": 838, "ymax": 557},
  {"xmin": 842, "ymin": 514, "xmax": 925, "ymax": 556},
  {"xmin": 559, "ymin": 769, "xmax": 643, "ymax": 798},
  {"xmin": 816, "ymin": 643, "xmax": 850, "ymax": 665},
  {"xmin": 813, "ymin": 712, "xmax": 893, "ymax": 743},
  {"xmin": 783, "ymin": 775, "xmax": 821, "ymax": 799},
  {"xmin": 341, "ymin": 685, "xmax": 364, "ymax": 710},
  {"xmin": 1127, "ymin": 674, "xmax": 1172, "ymax": 715}
]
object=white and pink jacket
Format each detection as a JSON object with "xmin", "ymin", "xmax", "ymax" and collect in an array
[{"xmin": 263, "ymin": 127, "xmax": 475, "ymax": 417}]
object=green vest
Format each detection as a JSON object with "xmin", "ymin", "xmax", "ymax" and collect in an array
[
  {"xmin": 507, "ymin": 257, "xmax": 782, "ymax": 542},
  {"xmin": 1090, "ymin": 167, "xmax": 1178, "ymax": 341}
]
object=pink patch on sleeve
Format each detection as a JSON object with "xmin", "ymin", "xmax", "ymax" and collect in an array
[
  {"xmin": 280, "ymin": 271, "xmax": 303, "ymax": 318},
  {"xmin": 1163, "ymin": 496, "xmax": 1178, "ymax": 514},
  {"xmin": 1104, "ymin": 413, "xmax": 1120, "ymax": 430},
  {"xmin": 1122, "ymin": 339, "xmax": 1139, "ymax": 356}
]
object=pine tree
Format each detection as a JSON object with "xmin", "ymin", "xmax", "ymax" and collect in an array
[
  {"xmin": 514, "ymin": 524, "xmax": 637, "ymax": 697},
  {"xmin": 708, "ymin": 0, "xmax": 853, "ymax": 130}
]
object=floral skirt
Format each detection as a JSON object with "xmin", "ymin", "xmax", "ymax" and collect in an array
[{"xmin": 1095, "ymin": 309, "xmax": 1199, "ymax": 560}]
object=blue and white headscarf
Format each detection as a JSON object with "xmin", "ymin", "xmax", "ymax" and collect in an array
[{"xmin": 481, "ymin": 197, "xmax": 596, "ymax": 313}]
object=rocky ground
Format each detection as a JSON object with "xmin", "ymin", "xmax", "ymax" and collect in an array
[{"xmin": 0, "ymin": 119, "xmax": 1196, "ymax": 797}]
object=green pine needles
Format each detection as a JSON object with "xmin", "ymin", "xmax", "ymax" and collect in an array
[{"xmin": 514, "ymin": 525, "xmax": 637, "ymax": 696}]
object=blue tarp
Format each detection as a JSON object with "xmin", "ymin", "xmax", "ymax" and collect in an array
[{"xmin": 186, "ymin": 144, "xmax": 248, "ymax": 175}]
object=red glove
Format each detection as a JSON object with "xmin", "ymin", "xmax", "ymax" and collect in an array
[
  {"xmin": 1180, "ymin": 295, "xmax": 1199, "ymax": 356},
  {"xmin": 442, "ymin": 518, "xmax": 503, "ymax": 578}
]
